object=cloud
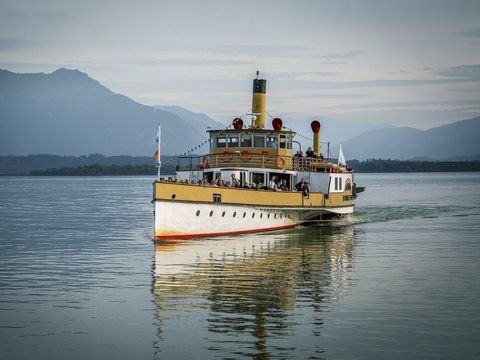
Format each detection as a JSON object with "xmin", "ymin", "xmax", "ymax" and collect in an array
[
  {"xmin": 272, "ymin": 77, "xmax": 477, "ymax": 91},
  {"xmin": 331, "ymin": 108, "xmax": 480, "ymax": 130},
  {"xmin": 324, "ymin": 99, "xmax": 480, "ymax": 111},
  {"xmin": 266, "ymin": 71, "xmax": 339, "ymax": 80},
  {"xmin": 300, "ymin": 93, "xmax": 369, "ymax": 100},
  {"xmin": 461, "ymin": 28, "xmax": 480, "ymax": 38},
  {"xmin": 130, "ymin": 58, "xmax": 254, "ymax": 67},
  {"xmin": 0, "ymin": 37, "xmax": 34, "ymax": 51},
  {"xmin": 203, "ymin": 45, "xmax": 308, "ymax": 57},
  {"xmin": 321, "ymin": 60, "xmax": 347, "ymax": 65},
  {"xmin": 315, "ymin": 51, "xmax": 363, "ymax": 60},
  {"xmin": 436, "ymin": 64, "xmax": 480, "ymax": 79}
]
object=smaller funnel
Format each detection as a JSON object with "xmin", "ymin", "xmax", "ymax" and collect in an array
[{"xmin": 311, "ymin": 120, "xmax": 321, "ymax": 157}]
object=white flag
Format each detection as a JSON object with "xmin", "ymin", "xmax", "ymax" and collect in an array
[{"xmin": 338, "ymin": 143, "xmax": 346, "ymax": 166}]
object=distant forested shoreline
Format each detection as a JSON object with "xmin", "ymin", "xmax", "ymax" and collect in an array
[
  {"xmin": 0, "ymin": 154, "xmax": 175, "ymax": 175},
  {"xmin": 0, "ymin": 155, "xmax": 479, "ymax": 175},
  {"xmin": 348, "ymin": 159, "xmax": 480, "ymax": 173}
]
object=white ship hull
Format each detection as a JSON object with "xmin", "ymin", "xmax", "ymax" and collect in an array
[{"xmin": 154, "ymin": 200, "xmax": 353, "ymax": 239}]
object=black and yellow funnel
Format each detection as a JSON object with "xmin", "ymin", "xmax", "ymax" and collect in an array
[{"xmin": 251, "ymin": 76, "xmax": 266, "ymax": 128}]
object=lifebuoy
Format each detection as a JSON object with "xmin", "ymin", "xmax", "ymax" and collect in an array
[
  {"xmin": 202, "ymin": 155, "xmax": 209, "ymax": 168},
  {"xmin": 221, "ymin": 151, "xmax": 234, "ymax": 162},
  {"xmin": 260, "ymin": 150, "xmax": 271, "ymax": 161},
  {"xmin": 240, "ymin": 150, "xmax": 252, "ymax": 161},
  {"xmin": 276, "ymin": 156, "xmax": 286, "ymax": 169}
]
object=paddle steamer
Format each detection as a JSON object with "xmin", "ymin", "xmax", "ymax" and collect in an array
[{"xmin": 153, "ymin": 74, "xmax": 360, "ymax": 239}]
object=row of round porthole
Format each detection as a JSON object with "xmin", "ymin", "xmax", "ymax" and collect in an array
[{"xmin": 195, "ymin": 210, "xmax": 289, "ymax": 220}]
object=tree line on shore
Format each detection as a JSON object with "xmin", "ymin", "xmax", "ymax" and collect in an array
[
  {"xmin": 348, "ymin": 159, "xmax": 480, "ymax": 172},
  {"xmin": 22, "ymin": 158, "xmax": 480, "ymax": 176}
]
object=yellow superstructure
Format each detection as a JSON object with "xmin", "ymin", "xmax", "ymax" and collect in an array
[{"xmin": 154, "ymin": 181, "xmax": 353, "ymax": 208}]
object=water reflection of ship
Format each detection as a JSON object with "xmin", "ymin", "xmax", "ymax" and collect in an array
[{"xmin": 152, "ymin": 226, "xmax": 355, "ymax": 358}]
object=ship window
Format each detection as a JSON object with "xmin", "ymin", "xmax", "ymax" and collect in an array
[
  {"xmin": 287, "ymin": 136, "xmax": 292, "ymax": 149},
  {"xmin": 228, "ymin": 135, "xmax": 239, "ymax": 148},
  {"xmin": 216, "ymin": 136, "xmax": 227, "ymax": 148},
  {"xmin": 251, "ymin": 172, "xmax": 265, "ymax": 185},
  {"xmin": 252, "ymin": 213, "xmax": 255, "ymax": 218},
  {"xmin": 267, "ymin": 136, "xmax": 277, "ymax": 148},
  {"xmin": 213, "ymin": 194, "xmax": 221, "ymax": 203},
  {"xmin": 279, "ymin": 135, "xmax": 287, "ymax": 149},
  {"xmin": 345, "ymin": 179, "xmax": 352, "ymax": 190},
  {"xmin": 241, "ymin": 133, "xmax": 252, "ymax": 147},
  {"xmin": 274, "ymin": 213, "xmax": 277, "ymax": 219},
  {"xmin": 196, "ymin": 210, "xmax": 200, "ymax": 216},
  {"xmin": 243, "ymin": 212, "xmax": 246, "ymax": 218},
  {"xmin": 339, "ymin": 177, "xmax": 343, "ymax": 190},
  {"xmin": 335, "ymin": 177, "xmax": 338, "ymax": 190},
  {"xmin": 260, "ymin": 213, "xmax": 263, "ymax": 219},
  {"xmin": 233, "ymin": 212, "xmax": 236, "ymax": 218},
  {"xmin": 254, "ymin": 134, "xmax": 265, "ymax": 147},
  {"xmin": 204, "ymin": 171, "xmax": 213, "ymax": 183},
  {"xmin": 209, "ymin": 211, "xmax": 213, "ymax": 217},
  {"xmin": 268, "ymin": 214, "xmax": 270, "ymax": 219},
  {"xmin": 222, "ymin": 211, "xmax": 225, "ymax": 217}
]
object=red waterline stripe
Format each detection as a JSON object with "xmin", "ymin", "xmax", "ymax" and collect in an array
[{"xmin": 154, "ymin": 224, "xmax": 297, "ymax": 240}]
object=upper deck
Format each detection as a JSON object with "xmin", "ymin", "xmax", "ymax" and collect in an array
[{"xmin": 174, "ymin": 74, "xmax": 350, "ymax": 174}]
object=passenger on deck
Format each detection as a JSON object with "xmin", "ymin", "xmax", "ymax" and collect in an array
[
  {"xmin": 279, "ymin": 179, "xmax": 288, "ymax": 191},
  {"xmin": 294, "ymin": 150, "xmax": 303, "ymax": 158},
  {"xmin": 268, "ymin": 175, "xmax": 278, "ymax": 191},
  {"xmin": 306, "ymin": 147, "xmax": 314, "ymax": 158},
  {"xmin": 252, "ymin": 182, "xmax": 262, "ymax": 190},
  {"xmin": 267, "ymin": 139, "xmax": 278, "ymax": 148},
  {"xmin": 295, "ymin": 178, "xmax": 305, "ymax": 191}
]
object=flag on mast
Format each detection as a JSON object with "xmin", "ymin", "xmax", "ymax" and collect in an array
[{"xmin": 338, "ymin": 143, "xmax": 346, "ymax": 167}]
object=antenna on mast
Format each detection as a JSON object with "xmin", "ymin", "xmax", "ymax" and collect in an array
[{"xmin": 256, "ymin": 70, "xmax": 259, "ymax": 79}]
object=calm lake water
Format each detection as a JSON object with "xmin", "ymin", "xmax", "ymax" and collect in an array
[{"xmin": 0, "ymin": 173, "xmax": 479, "ymax": 359}]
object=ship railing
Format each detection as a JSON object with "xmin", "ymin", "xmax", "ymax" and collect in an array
[{"xmin": 176, "ymin": 154, "xmax": 336, "ymax": 173}]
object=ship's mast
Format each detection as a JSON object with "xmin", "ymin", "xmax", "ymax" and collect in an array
[{"xmin": 156, "ymin": 123, "xmax": 161, "ymax": 180}]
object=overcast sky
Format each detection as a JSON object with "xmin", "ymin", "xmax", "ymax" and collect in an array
[{"xmin": 1, "ymin": 0, "xmax": 479, "ymax": 129}]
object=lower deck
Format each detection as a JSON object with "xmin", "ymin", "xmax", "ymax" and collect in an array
[
  {"xmin": 153, "ymin": 199, "xmax": 353, "ymax": 239},
  {"xmin": 153, "ymin": 180, "xmax": 354, "ymax": 208}
]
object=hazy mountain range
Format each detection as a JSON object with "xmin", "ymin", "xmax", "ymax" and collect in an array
[
  {"xmin": 1, "ymin": 68, "xmax": 479, "ymax": 161},
  {"xmin": 0, "ymin": 68, "xmax": 222, "ymax": 156},
  {"xmin": 338, "ymin": 117, "xmax": 480, "ymax": 161}
]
